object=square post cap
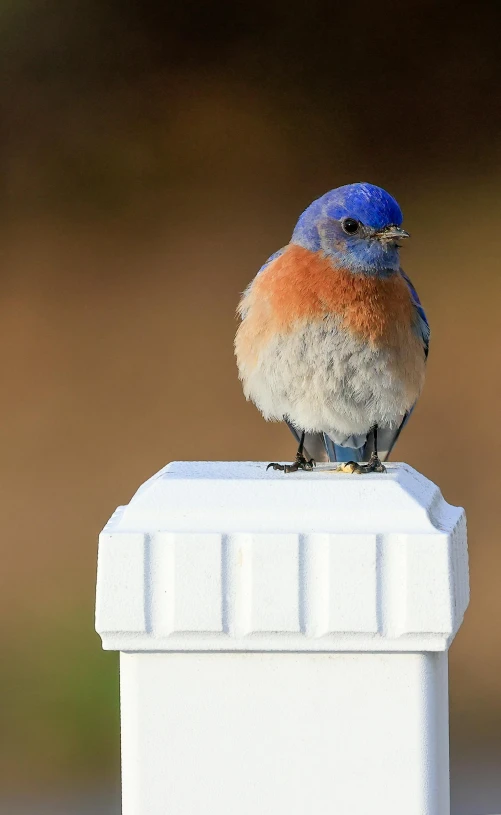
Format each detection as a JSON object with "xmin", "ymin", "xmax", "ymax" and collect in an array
[{"xmin": 96, "ymin": 462, "xmax": 468, "ymax": 653}]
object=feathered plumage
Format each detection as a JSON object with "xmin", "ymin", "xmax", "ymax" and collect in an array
[{"xmin": 235, "ymin": 183, "xmax": 428, "ymax": 470}]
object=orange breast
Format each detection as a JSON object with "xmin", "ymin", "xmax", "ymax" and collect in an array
[{"xmin": 239, "ymin": 244, "xmax": 414, "ymax": 348}]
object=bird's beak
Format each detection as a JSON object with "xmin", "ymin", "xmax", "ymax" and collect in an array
[{"xmin": 374, "ymin": 225, "xmax": 410, "ymax": 243}]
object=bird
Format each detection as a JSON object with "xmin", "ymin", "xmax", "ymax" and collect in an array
[{"xmin": 234, "ymin": 182, "xmax": 429, "ymax": 474}]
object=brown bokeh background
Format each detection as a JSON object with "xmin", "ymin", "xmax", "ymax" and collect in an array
[{"xmin": 1, "ymin": 1, "xmax": 501, "ymax": 812}]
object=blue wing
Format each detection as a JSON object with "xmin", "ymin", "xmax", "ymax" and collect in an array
[
  {"xmin": 286, "ymin": 270, "xmax": 429, "ymax": 463},
  {"xmin": 400, "ymin": 269, "xmax": 430, "ymax": 359},
  {"xmin": 257, "ymin": 247, "xmax": 287, "ymax": 276}
]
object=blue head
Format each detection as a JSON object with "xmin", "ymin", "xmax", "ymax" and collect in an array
[{"xmin": 291, "ymin": 183, "xmax": 409, "ymax": 275}]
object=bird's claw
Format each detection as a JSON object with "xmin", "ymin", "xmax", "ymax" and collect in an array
[
  {"xmin": 267, "ymin": 454, "xmax": 316, "ymax": 474},
  {"xmin": 336, "ymin": 452, "xmax": 386, "ymax": 475}
]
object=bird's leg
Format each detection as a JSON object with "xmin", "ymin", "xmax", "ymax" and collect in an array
[
  {"xmin": 267, "ymin": 430, "xmax": 316, "ymax": 473},
  {"xmin": 337, "ymin": 424, "xmax": 387, "ymax": 474}
]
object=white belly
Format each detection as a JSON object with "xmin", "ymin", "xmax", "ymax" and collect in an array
[{"xmin": 239, "ymin": 316, "xmax": 420, "ymax": 441}]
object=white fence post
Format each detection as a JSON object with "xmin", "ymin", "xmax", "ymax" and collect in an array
[{"xmin": 95, "ymin": 461, "xmax": 468, "ymax": 815}]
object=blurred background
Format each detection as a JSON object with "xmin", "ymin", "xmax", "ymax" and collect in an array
[{"xmin": 1, "ymin": 0, "xmax": 500, "ymax": 812}]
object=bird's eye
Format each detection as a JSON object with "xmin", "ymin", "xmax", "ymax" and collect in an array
[{"xmin": 342, "ymin": 218, "xmax": 360, "ymax": 235}]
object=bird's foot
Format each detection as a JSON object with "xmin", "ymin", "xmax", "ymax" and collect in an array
[
  {"xmin": 267, "ymin": 453, "xmax": 316, "ymax": 474},
  {"xmin": 336, "ymin": 452, "xmax": 386, "ymax": 475}
]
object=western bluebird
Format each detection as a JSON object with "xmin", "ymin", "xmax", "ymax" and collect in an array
[{"xmin": 235, "ymin": 182, "xmax": 429, "ymax": 474}]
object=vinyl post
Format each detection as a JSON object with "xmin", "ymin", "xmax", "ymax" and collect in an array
[{"xmin": 96, "ymin": 461, "xmax": 468, "ymax": 815}]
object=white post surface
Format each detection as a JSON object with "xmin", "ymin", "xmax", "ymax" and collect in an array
[{"xmin": 96, "ymin": 461, "xmax": 468, "ymax": 815}]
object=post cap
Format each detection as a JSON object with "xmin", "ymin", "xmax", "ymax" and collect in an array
[{"xmin": 96, "ymin": 462, "xmax": 468, "ymax": 653}]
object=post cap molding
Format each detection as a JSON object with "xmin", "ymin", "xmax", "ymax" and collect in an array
[{"xmin": 96, "ymin": 462, "xmax": 468, "ymax": 653}]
